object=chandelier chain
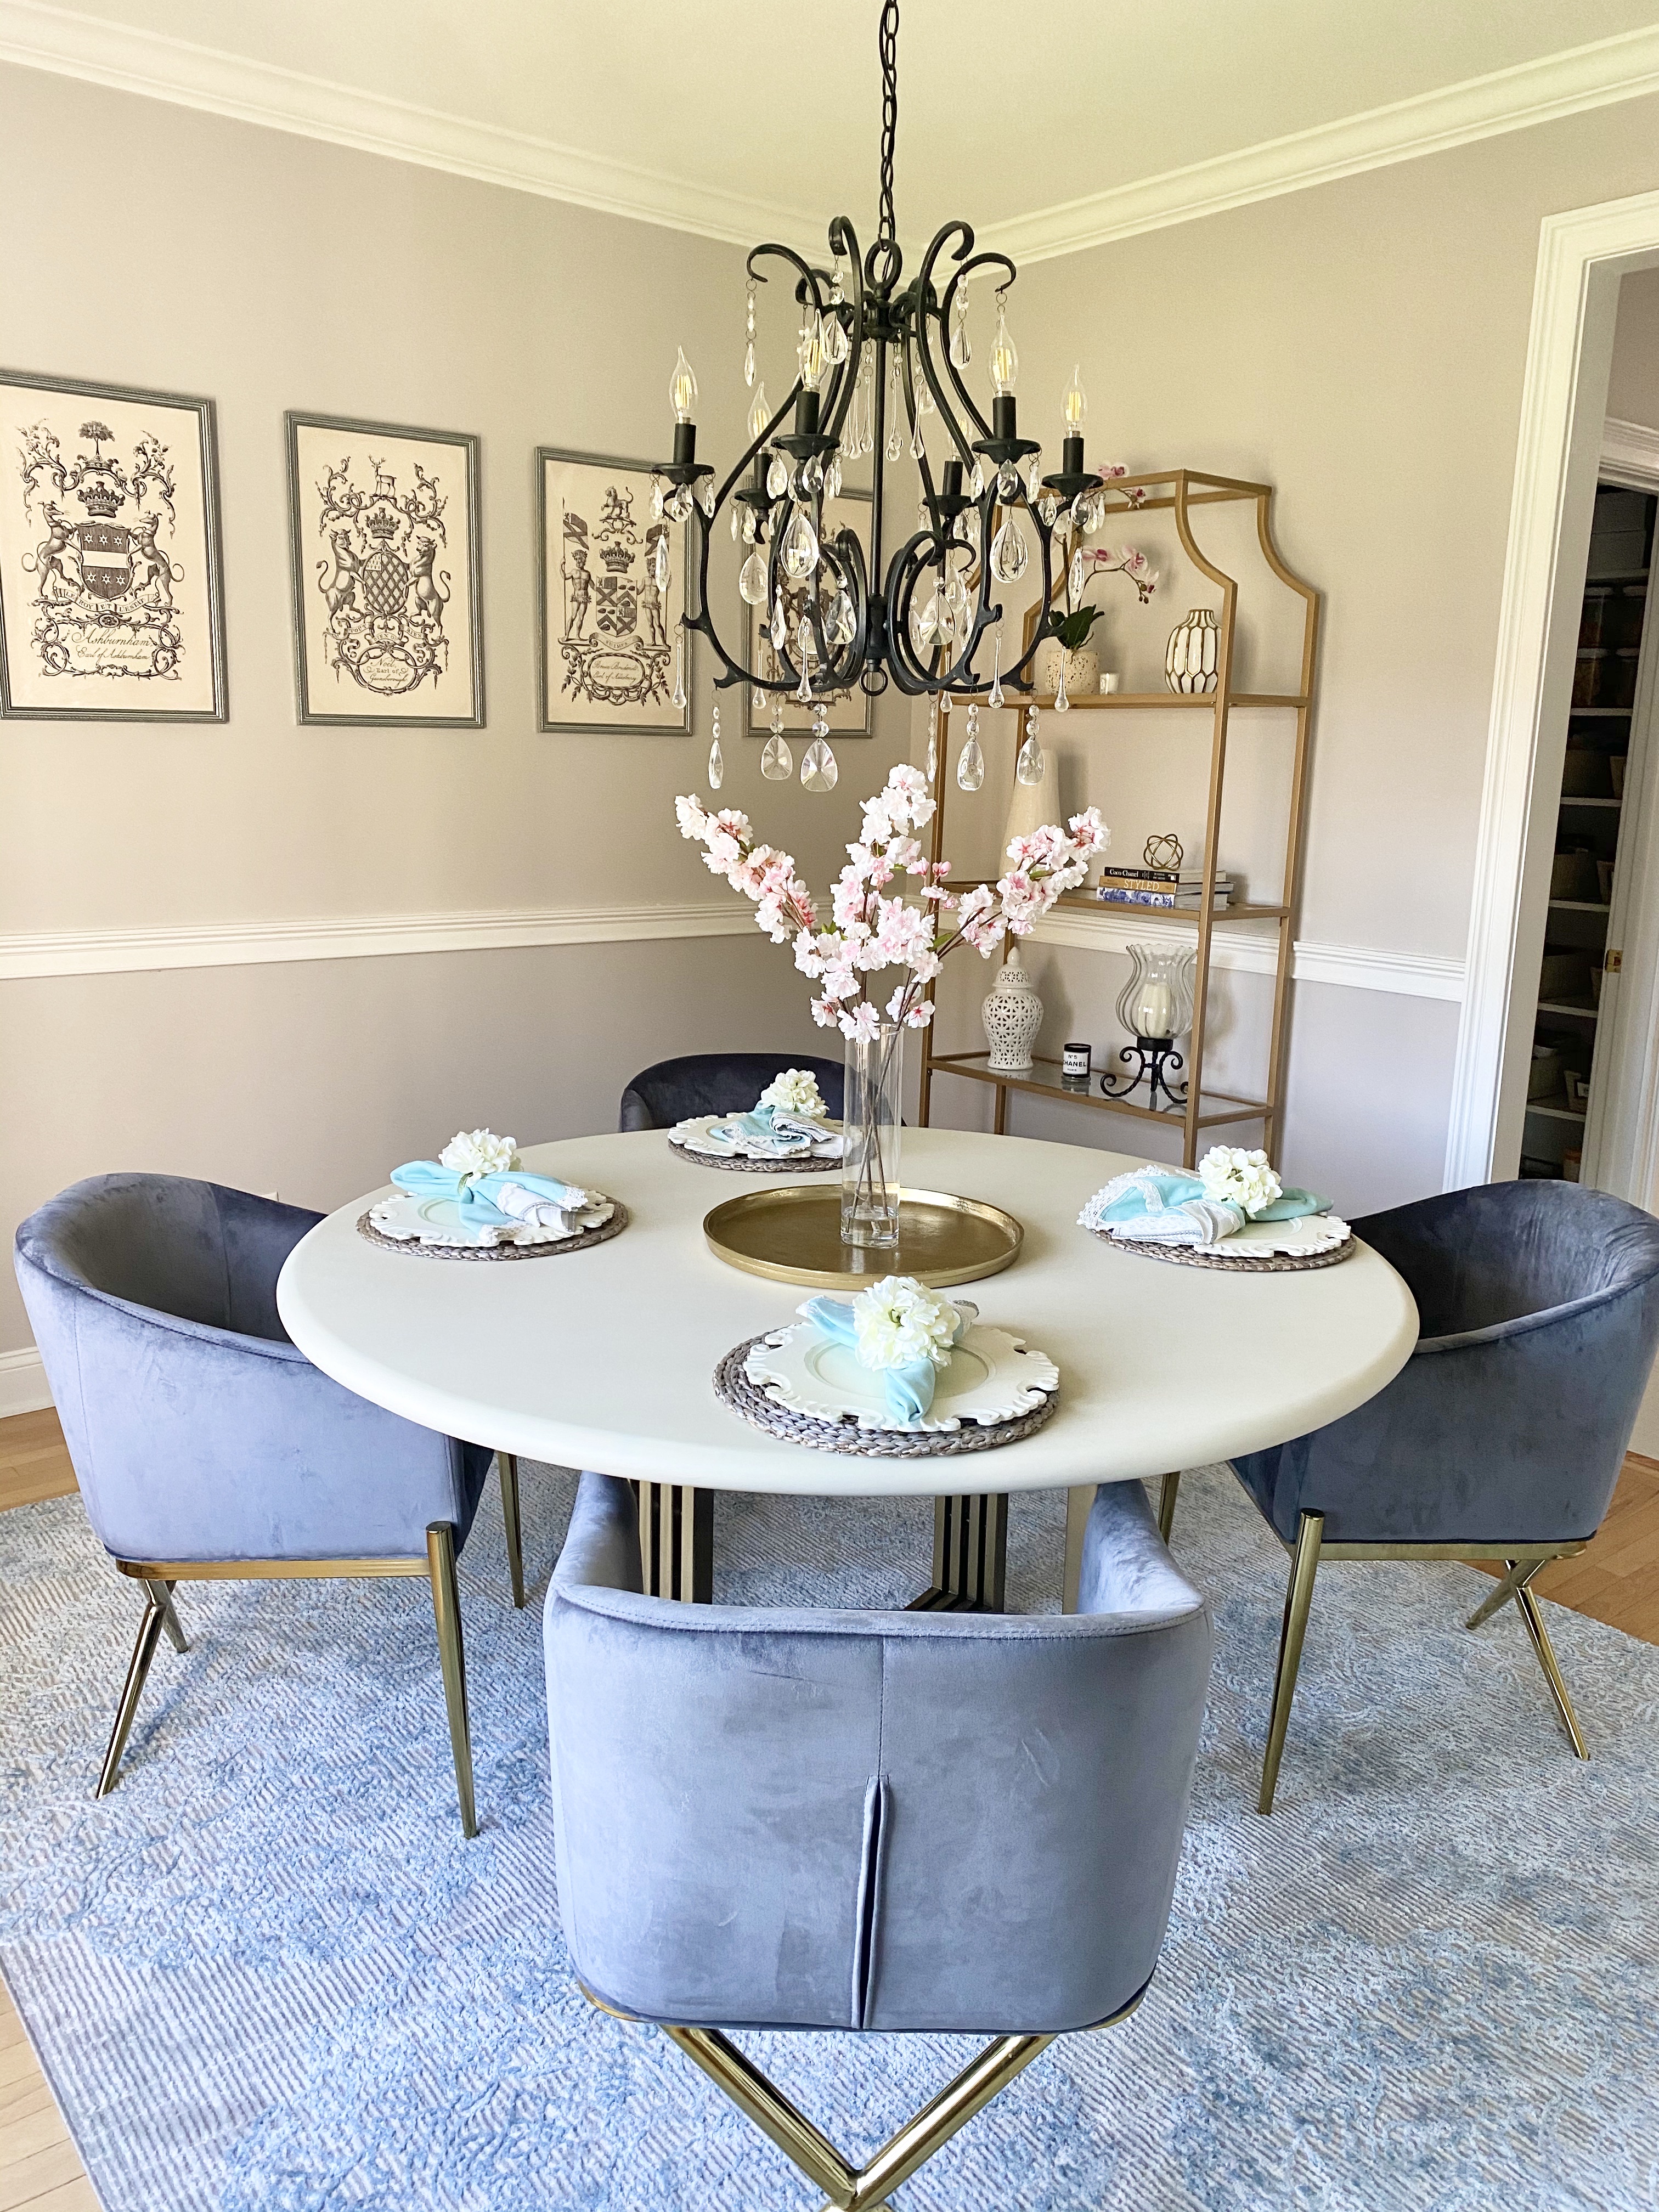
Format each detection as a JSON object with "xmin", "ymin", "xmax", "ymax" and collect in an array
[{"xmin": 877, "ymin": 0, "xmax": 899, "ymax": 245}]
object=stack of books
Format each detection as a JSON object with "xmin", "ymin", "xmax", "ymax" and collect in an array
[{"xmin": 1093, "ymin": 865, "xmax": 1234, "ymax": 911}]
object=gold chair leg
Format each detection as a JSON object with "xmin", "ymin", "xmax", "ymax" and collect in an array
[
  {"xmin": 96, "ymin": 1582, "xmax": 173, "ymax": 1797},
  {"xmin": 1259, "ymin": 1509, "xmax": 1323, "ymax": 1815},
  {"xmin": 426, "ymin": 1521, "xmax": 478, "ymax": 1838},
  {"xmin": 1465, "ymin": 1559, "xmax": 1528, "ymax": 1632},
  {"xmin": 1515, "ymin": 1575, "xmax": 1589, "ymax": 1759},
  {"xmin": 1062, "ymin": 1485, "xmax": 1094, "ymax": 1614},
  {"xmin": 1158, "ymin": 1470, "xmax": 1181, "ymax": 1543},
  {"xmin": 153, "ymin": 1576, "xmax": 188, "ymax": 1654},
  {"xmin": 662, "ymin": 2021, "xmax": 1054, "ymax": 2212},
  {"xmin": 499, "ymin": 1453, "xmax": 525, "ymax": 1609}
]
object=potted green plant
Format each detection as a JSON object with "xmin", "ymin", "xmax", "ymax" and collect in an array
[{"xmin": 1034, "ymin": 545, "xmax": 1156, "ymax": 699}]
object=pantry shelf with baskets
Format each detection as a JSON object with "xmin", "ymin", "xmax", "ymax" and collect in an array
[{"xmin": 916, "ymin": 467, "xmax": 1320, "ymax": 1171}]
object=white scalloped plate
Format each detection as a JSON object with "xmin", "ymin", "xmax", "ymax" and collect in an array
[
  {"xmin": 366, "ymin": 1189, "xmax": 616, "ymax": 1249},
  {"xmin": 743, "ymin": 1318, "xmax": 1059, "ymax": 1434},
  {"xmin": 670, "ymin": 1114, "xmax": 844, "ymax": 1162},
  {"xmin": 1105, "ymin": 1212, "xmax": 1352, "ymax": 1261}
]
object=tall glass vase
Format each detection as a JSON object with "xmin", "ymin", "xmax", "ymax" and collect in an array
[{"xmin": 842, "ymin": 1022, "xmax": 904, "ymax": 1249}]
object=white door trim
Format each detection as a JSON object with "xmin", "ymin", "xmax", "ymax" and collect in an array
[{"xmin": 1443, "ymin": 190, "xmax": 1659, "ymax": 1189}]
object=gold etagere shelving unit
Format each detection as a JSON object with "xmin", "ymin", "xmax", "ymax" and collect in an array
[{"xmin": 917, "ymin": 467, "xmax": 1321, "ymax": 1169}]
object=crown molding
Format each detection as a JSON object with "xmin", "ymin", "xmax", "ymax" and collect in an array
[
  {"xmin": 983, "ymin": 27, "xmax": 1659, "ymax": 264},
  {"xmin": 1603, "ymin": 413, "xmax": 1659, "ymax": 488},
  {"xmin": 0, "ymin": 0, "xmax": 814, "ymax": 246},
  {"xmin": 0, "ymin": 899, "xmax": 753, "ymax": 980},
  {"xmin": 1032, "ymin": 907, "xmax": 1464, "ymax": 1000}
]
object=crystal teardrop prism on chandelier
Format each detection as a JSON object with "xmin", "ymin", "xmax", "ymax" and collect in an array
[{"xmin": 645, "ymin": 0, "xmax": 1108, "ymax": 708}]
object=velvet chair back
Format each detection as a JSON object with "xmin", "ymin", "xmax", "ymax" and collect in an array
[
  {"xmin": 545, "ymin": 1472, "xmax": 1212, "ymax": 2036},
  {"xmin": 618, "ymin": 1051, "xmax": 845, "ymax": 1131},
  {"xmin": 15, "ymin": 1173, "xmax": 489, "ymax": 1565},
  {"xmin": 1233, "ymin": 1180, "xmax": 1659, "ymax": 1547}
]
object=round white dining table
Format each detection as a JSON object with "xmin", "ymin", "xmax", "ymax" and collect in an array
[{"xmin": 276, "ymin": 1127, "xmax": 1418, "ymax": 1498}]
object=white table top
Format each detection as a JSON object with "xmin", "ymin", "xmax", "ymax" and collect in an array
[{"xmin": 275, "ymin": 1128, "xmax": 1418, "ymax": 1497}]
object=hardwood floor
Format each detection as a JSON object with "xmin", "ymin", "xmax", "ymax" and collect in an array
[{"xmin": 0, "ymin": 1408, "xmax": 1655, "ymax": 2209}]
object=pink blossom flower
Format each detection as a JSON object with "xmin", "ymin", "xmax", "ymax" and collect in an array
[{"xmin": 844, "ymin": 1001, "xmax": 882, "ymax": 1042}]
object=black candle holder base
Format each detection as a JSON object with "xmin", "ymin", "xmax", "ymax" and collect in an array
[{"xmin": 1100, "ymin": 1035, "xmax": 1189, "ymax": 1113}]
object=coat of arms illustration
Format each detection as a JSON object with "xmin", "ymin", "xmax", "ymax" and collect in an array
[
  {"xmin": 311, "ymin": 455, "xmax": 451, "ymax": 695},
  {"xmin": 559, "ymin": 483, "xmax": 672, "ymax": 707},
  {"xmin": 16, "ymin": 418, "xmax": 185, "ymax": 684}
]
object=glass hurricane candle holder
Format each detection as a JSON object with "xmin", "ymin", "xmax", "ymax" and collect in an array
[
  {"xmin": 1103, "ymin": 945, "xmax": 1196, "ymax": 1113},
  {"xmin": 842, "ymin": 1022, "xmax": 904, "ymax": 1248}
]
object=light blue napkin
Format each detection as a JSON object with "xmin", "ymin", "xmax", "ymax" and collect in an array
[
  {"xmin": 390, "ymin": 1160, "xmax": 599, "ymax": 1229},
  {"xmin": 707, "ymin": 1104, "xmax": 829, "ymax": 1156},
  {"xmin": 801, "ymin": 1294, "xmax": 968, "ymax": 1423},
  {"xmin": 1079, "ymin": 1166, "xmax": 1329, "ymax": 1249}
]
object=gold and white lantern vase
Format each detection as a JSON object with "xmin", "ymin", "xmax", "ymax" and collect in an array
[
  {"xmin": 981, "ymin": 946, "xmax": 1045, "ymax": 1071},
  {"xmin": 1165, "ymin": 607, "xmax": 1220, "ymax": 695}
]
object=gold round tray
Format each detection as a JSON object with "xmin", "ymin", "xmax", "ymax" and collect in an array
[{"xmin": 703, "ymin": 1184, "xmax": 1024, "ymax": 1290}]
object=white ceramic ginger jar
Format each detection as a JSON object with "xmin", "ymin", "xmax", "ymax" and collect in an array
[{"xmin": 981, "ymin": 947, "xmax": 1044, "ymax": 1070}]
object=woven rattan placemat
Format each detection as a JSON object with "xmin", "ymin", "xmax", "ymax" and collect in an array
[
  {"xmin": 356, "ymin": 1200, "xmax": 629, "ymax": 1261},
  {"xmin": 1088, "ymin": 1226, "xmax": 1353, "ymax": 1272},
  {"xmin": 714, "ymin": 1333, "xmax": 1057, "ymax": 1457}
]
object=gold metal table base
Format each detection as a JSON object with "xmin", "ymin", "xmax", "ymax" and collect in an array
[
  {"xmin": 634, "ymin": 1482, "xmax": 713, "ymax": 1604},
  {"xmin": 907, "ymin": 1493, "xmax": 1008, "ymax": 1613},
  {"xmin": 702, "ymin": 1184, "xmax": 1024, "ymax": 1290}
]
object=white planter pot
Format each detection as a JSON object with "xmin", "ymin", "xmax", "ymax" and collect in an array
[{"xmin": 1034, "ymin": 636, "xmax": 1099, "ymax": 699}]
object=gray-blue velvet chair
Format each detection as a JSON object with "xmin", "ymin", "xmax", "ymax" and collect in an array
[
  {"xmin": 13, "ymin": 1172, "xmax": 516, "ymax": 1836},
  {"xmin": 1167, "ymin": 1180, "xmax": 1659, "ymax": 1813},
  {"xmin": 545, "ymin": 1471, "xmax": 1212, "ymax": 2206},
  {"xmin": 618, "ymin": 1051, "xmax": 845, "ymax": 1131}
]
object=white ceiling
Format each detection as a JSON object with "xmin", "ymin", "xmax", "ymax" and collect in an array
[{"xmin": 5, "ymin": 0, "xmax": 1659, "ymax": 253}]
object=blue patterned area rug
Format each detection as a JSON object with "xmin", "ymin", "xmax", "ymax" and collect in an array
[{"xmin": 3, "ymin": 1462, "xmax": 1657, "ymax": 2211}]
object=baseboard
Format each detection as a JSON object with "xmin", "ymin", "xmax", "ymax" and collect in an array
[{"xmin": 0, "ymin": 1347, "xmax": 52, "ymax": 1417}]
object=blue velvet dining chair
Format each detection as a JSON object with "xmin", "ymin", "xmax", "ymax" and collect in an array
[
  {"xmin": 544, "ymin": 1470, "xmax": 1212, "ymax": 2206},
  {"xmin": 618, "ymin": 1050, "xmax": 845, "ymax": 1131},
  {"xmin": 1162, "ymin": 1179, "xmax": 1659, "ymax": 1814},
  {"xmin": 13, "ymin": 1172, "xmax": 520, "ymax": 1837}
]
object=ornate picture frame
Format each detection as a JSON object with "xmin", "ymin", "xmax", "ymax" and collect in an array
[
  {"xmin": 746, "ymin": 486, "xmax": 874, "ymax": 738},
  {"xmin": 0, "ymin": 368, "xmax": 227, "ymax": 721},
  {"xmin": 286, "ymin": 411, "xmax": 483, "ymax": 729},
  {"xmin": 537, "ymin": 447, "xmax": 691, "ymax": 736}
]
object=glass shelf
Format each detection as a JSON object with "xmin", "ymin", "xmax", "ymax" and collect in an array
[
  {"xmin": 927, "ymin": 1052, "xmax": 1270, "ymax": 1131},
  {"xmin": 1052, "ymin": 893, "xmax": 1289, "ymax": 923},
  {"xmin": 1526, "ymin": 1098, "xmax": 1588, "ymax": 1123}
]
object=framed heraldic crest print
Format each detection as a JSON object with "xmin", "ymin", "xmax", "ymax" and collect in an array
[
  {"xmin": 0, "ymin": 369, "xmax": 227, "ymax": 720},
  {"xmin": 538, "ymin": 447, "xmax": 691, "ymax": 735},
  {"xmin": 287, "ymin": 412, "xmax": 483, "ymax": 727}
]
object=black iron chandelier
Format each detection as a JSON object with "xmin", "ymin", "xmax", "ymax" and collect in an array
[{"xmin": 649, "ymin": 0, "xmax": 1114, "ymax": 785}]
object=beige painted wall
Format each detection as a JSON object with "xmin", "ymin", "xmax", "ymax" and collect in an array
[
  {"xmin": 0, "ymin": 63, "xmax": 908, "ymax": 1357},
  {"xmin": 1610, "ymin": 267, "xmax": 1659, "ymax": 430}
]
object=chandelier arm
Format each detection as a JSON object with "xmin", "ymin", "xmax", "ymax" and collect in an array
[
  {"xmin": 820, "ymin": 215, "xmax": 866, "ymax": 449},
  {"xmin": 745, "ymin": 242, "xmax": 827, "ymax": 320},
  {"xmin": 935, "ymin": 250, "xmax": 1015, "ymax": 444},
  {"xmin": 911, "ymin": 224, "xmax": 982, "ymax": 471},
  {"xmin": 712, "ymin": 374, "xmax": 806, "ymax": 512},
  {"xmin": 882, "ymin": 531, "xmax": 950, "ymax": 696},
  {"xmin": 896, "ymin": 326, "xmax": 944, "ymax": 533}
]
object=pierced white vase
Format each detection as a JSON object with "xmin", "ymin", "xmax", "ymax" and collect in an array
[{"xmin": 982, "ymin": 947, "xmax": 1044, "ymax": 1070}]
